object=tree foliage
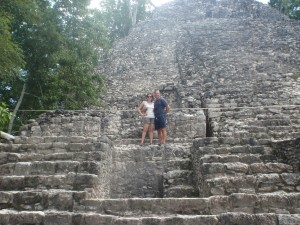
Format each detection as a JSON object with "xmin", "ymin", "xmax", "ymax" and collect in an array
[
  {"xmin": 0, "ymin": 102, "xmax": 12, "ymax": 132},
  {"xmin": 0, "ymin": 0, "xmax": 110, "ymax": 111},
  {"xmin": 269, "ymin": 0, "xmax": 300, "ymax": 20},
  {"xmin": 0, "ymin": 0, "xmax": 153, "ymax": 133},
  {"xmin": 0, "ymin": 11, "xmax": 25, "ymax": 81},
  {"xmin": 100, "ymin": 0, "xmax": 153, "ymax": 43}
]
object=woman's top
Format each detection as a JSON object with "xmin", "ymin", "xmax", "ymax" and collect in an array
[{"xmin": 143, "ymin": 101, "xmax": 154, "ymax": 118}]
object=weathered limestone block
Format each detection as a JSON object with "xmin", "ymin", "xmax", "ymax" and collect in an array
[
  {"xmin": 52, "ymin": 142, "xmax": 68, "ymax": 150},
  {"xmin": 202, "ymin": 163, "xmax": 225, "ymax": 175},
  {"xmin": 0, "ymin": 192, "xmax": 12, "ymax": 205},
  {"xmin": 230, "ymin": 193, "xmax": 258, "ymax": 209},
  {"xmin": 209, "ymin": 195, "xmax": 230, "ymax": 214},
  {"xmin": 0, "ymin": 210, "xmax": 44, "ymax": 225},
  {"xmin": 218, "ymin": 213, "xmax": 277, "ymax": 225},
  {"xmin": 225, "ymin": 162, "xmax": 249, "ymax": 173},
  {"xmin": 257, "ymin": 173, "xmax": 281, "ymax": 184},
  {"xmin": 44, "ymin": 212, "xmax": 73, "ymax": 225},
  {"xmin": 278, "ymin": 214, "xmax": 300, "ymax": 225},
  {"xmin": 0, "ymin": 176, "xmax": 25, "ymax": 191},
  {"xmin": 67, "ymin": 143, "xmax": 84, "ymax": 152},
  {"xmin": 258, "ymin": 193, "xmax": 292, "ymax": 213},
  {"xmin": 281, "ymin": 173, "xmax": 300, "ymax": 186}
]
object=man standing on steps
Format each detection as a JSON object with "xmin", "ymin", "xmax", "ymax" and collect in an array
[{"xmin": 154, "ymin": 90, "xmax": 170, "ymax": 145}]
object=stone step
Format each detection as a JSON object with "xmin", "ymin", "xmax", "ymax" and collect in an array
[
  {"xmin": 251, "ymin": 119, "xmax": 292, "ymax": 127},
  {"xmin": 0, "ymin": 173, "xmax": 99, "ymax": 191},
  {"xmin": 200, "ymin": 154, "xmax": 263, "ymax": 164},
  {"xmin": 198, "ymin": 145, "xmax": 265, "ymax": 155},
  {"xmin": 113, "ymin": 144, "xmax": 163, "ymax": 161},
  {"xmin": 76, "ymin": 193, "xmax": 300, "ymax": 216},
  {"xmin": 113, "ymin": 138, "xmax": 194, "ymax": 145},
  {"xmin": 0, "ymin": 151, "xmax": 104, "ymax": 165},
  {"xmin": 0, "ymin": 190, "xmax": 86, "ymax": 211},
  {"xmin": 166, "ymin": 159, "xmax": 192, "ymax": 171},
  {"xmin": 201, "ymin": 163, "xmax": 293, "ymax": 178},
  {"xmin": 204, "ymin": 173, "xmax": 300, "ymax": 196},
  {"xmin": 110, "ymin": 142, "xmax": 192, "ymax": 199},
  {"xmin": 0, "ymin": 141, "xmax": 111, "ymax": 154},
  {"xmin": 163, "ymin": 144, "xmax": 191, "ymax": 160},
  {"xmin": 164, "ymin": 170, "xmax": 193, "ymax": 186},
  {"xmin": 192, "ymin": 137, "xmax": 269, "ymax": 148},
  {"xmin": 113, "ymin": 143, "xmax": 191, "ymax": 161},
  {"xmin": 2, "ymin": 210, "xmax": 300, "ymax": 225},
  {"xmin": 0, "ymin": 161, "xmax": 101, "ymax": 176},
  {"xmin": 164, "ymin": 185, "xmax": 198, "ymax": 198},
  {"xmin": 13, "ymin": 136, "xmax": 110, "ymax": 145},
  {"xmin": 14, "ymin": 134, "xmax": 110, "ymax": 144},
  {"xmin": 163, "ymin": 157, "xmax": 196, "ymax": 198},
  {"xmin": 220, "ymin": 111, "xmax": 295, "ymax": 122},
  {"xmin": 268, "ymin": 131, "xmax": 300, "ymax": 139}
]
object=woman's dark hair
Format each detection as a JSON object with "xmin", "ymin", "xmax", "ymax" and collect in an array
[{"xmin": 146, "ymin": 93, "xmax": 154, "ymax": 102}]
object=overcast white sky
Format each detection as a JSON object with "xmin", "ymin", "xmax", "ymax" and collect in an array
[
  {"xmin": 90, "ymin": 0, "xmax": 269, "ymax": 8},
  {"xmin": 152, "ymin": 0, "xmax": 269, "ymax": 6}
]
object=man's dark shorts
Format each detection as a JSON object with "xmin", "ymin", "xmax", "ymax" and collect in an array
[{"xmin": 155, "ymin": 115, "xmax": 166, "ymax": 130}]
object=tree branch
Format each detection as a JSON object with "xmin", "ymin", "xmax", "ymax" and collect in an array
[{"xmin": 8, "ymin": 82, "xmax": 26, "ymax": 134}]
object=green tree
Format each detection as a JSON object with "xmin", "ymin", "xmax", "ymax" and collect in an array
[
  {"xmin": 0, "ymin": 12, "xmax": 25, "ymax": 81},
  {"xmin": 0, "ymin": 0, "xmax": 110, "ymax": 133},
  {"xmin": 100, "ymin": 0, "xmax": 153, "ymax": 43},
  {"xmin": 269, "ymin": 0, "xmax": 300, "ymax": 20}
]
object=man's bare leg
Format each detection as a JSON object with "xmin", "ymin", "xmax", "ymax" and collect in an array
[
  {"xmin": 158, "ymin": 129, "xmax": 163, "ymax": 144},
  {"xmin": 162, "ymin": 128, "xmax": 167, "ymax": 144}
]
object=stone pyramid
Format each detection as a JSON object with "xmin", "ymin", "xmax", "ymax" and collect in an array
[{"xmin": 1, "ymin": 0, "xmax": 300, "ymax": 224}]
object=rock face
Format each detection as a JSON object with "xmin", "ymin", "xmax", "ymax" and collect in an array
[{"xmin": 1, "ymin": 0, "xmax": 300, "ymax": 224}]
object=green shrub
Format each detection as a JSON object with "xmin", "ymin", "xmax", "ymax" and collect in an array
[{"xmin": 0, "ymin": 102, "xmax": 12, "ymax": 132}]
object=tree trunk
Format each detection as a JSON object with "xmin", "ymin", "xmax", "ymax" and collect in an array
[
  {"xmin": 8, "ymin": 82, "xmax": 26, "ymax": 134},
  {"xmin": 131, "ymin": 0, "xmax": 138, "ymax": 26},
  {"xmin": 132, "ymin": 3, "xmax": 138, "ymax": 26},
  {"xmin": 148, "ymin": 0, "xmax": 156, "ymax": 8},
  {"xmin": 0, "ymin": 131, "xmax": 15, "ymax": 141}
]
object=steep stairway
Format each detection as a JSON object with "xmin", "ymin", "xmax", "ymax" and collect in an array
[
  {"xmin": 0, "ymin": 136, "xmax": 112, "ymax": 213},
  {"xmin": 1, "ymin": 133, "xmax": 300, "ymax": 224},
  {"xmin": 206, "ymin": 106, "xmax": 300, "ymax": 140},
  {"xmin": 110, "ymin": 142, "xmax": 198, "ymax": 198},
  {"xmin": 191, "ymin": 137, "xmax": 300, "ymax": 197},
  {"xmin": 162, "ymin": 143, "xmax": 198, "ymax": 197},
  {"xmin": 2, "ymin": 189, "xmax": 300, "ymax": 224}
]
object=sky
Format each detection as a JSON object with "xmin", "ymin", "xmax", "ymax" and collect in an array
[
  {"xmin": 152, "ymin": 0, "xmax": 269, "ymax": 6},
  {"xmin": 90, "ymin": 0, "xmax": 270, "ymax": 8},
  {"xmin": 151, "ymin": 0, "xmax": 269, "ymax": 6}
]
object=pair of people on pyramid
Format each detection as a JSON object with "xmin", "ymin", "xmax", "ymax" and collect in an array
[{"xmin": 137, "ymin": 90, "xmax": 170, "ymax": 145}]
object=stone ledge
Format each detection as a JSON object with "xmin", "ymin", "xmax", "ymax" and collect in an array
[{"xmin": 76, "ymin": 193, "xmax": 300, "ymax": 216}]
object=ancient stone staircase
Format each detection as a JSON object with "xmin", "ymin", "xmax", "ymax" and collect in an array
[
  {"xmin": 1, "ymin": 129, "xmax": 300, "ymax": 224},
  {"xmin": 0, "ymin": 135, "xmax": 112, "ymax": 215},
  {"xmin": 192, "ymin": 137, "xmax": 300, "ymax": 198},
  {"xmin": 108, "ymin": 142, "xmax": 198, "ymax": 198},
  {"xmin": 162, "ymin": 143, "xmax": 198, "ymax": 198},
  {"xmin": 2, "ymin": 89, "xmax": 299, "ymax": 225},
  {"xmin": 206, "ymin": 105, "xmax": 300, "ymax": 140}
]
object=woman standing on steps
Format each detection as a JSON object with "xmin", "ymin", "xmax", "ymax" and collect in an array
[{"xmin": 137, "ymin": 93, "xmax": 155, "ymax": 145}]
